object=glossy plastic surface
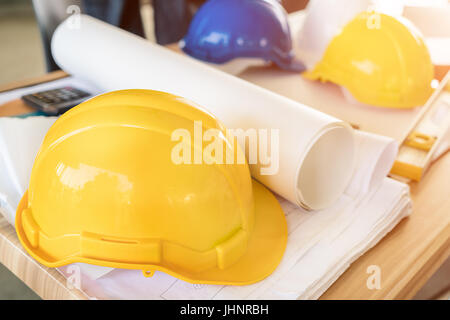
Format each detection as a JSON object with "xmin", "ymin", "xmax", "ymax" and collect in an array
[
  {"xmin": 303, "ymin": 12, "xmax": 434, "ymax": 108},
  {"xmin": 180, "ymin": 0, "xmax": 305, "ymax": 71},
  {"xmin": 15, "ymin": 90, "xmax": 288, "ymax": 285}
]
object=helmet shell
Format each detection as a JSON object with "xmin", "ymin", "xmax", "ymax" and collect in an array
[
  {"xmin": 181, "ymin": 0, "xmax": 303, "ymax": 71},
  {"xmin": 17, "ymin": 90, "xmax": 255, "ymax": 274},
  {"xmin": 303, "ymin": 12, "xmax": 434, "ymax": 108}
]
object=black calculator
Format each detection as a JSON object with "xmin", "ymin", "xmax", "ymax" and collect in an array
[{"xmin": 21, "ymin": 87, "xmax": 91, "ymax": 115}]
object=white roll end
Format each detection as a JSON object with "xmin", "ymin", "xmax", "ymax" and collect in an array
[{"xmin": 296, "ymin": 124, "xmax": 356, "ymax": 211}]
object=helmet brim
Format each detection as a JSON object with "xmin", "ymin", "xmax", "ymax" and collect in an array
[
  {"xmin": 274, "ymin": 56, "xmax": 306, "ymax": 73},
  {"xmin": 16, "ymin": 180, "xmax": 288, "ymax": 286}
]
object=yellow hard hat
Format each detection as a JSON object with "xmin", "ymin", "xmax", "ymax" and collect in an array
[
  {"xmin": 15, "ymin": 89, "xmax": 287, "ymax": 285},
  {"xmin": 303, "ymin": 12, "xmax": 434, "ymax": 108}
]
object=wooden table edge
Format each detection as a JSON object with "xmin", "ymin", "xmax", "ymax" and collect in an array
[
  {"xmin": 0, "ymin": 213, "xmax": 88, "ymax": 300},
  {"xmin": 0, "ymin": 70, "xmax": 69, "ymax": 94},
  {"xmin": 387, "ymin": 222, "xmax": 450, "ymax": 299}
]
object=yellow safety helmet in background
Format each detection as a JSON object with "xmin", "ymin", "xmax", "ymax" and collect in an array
[
  {"xmin": 15, "ymin": 89, "xmax": 287, "ymax": 285},
  {"xmin": 303, "ymin": 12, "xmax": 434, "ymax": 109}
]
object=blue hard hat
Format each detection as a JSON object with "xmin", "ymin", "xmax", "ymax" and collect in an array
[{"xmin": 180, "ymin": 0, "xmax": 305, "ymax": 72}]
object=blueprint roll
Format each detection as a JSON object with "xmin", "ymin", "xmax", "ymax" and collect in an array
[{"xmin": 51, "ymin": 15, "xmax": 356, "ymax": 210}]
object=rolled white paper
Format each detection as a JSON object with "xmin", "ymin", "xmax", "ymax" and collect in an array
[{"xmin": 51, "ymin": 15, "xmax": 356, "ymax": 210}]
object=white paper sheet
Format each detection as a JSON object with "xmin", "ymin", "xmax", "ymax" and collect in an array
[
  {"xmin": 0, "ymin": 117, "xmax": 57, "ymax": 225},
  {"xmin": 51, "ymin": 15, "xmax": 357, "ymax": 211}
]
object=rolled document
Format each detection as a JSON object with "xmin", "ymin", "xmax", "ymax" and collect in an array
[{"xmin": 52, "ymin": 15, "xmax": 356, "ymax": 210}]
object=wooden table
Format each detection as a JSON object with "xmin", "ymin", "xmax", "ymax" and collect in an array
[{"xmin": 0, "ymin": 71, "xmax": 449, "ymax": 300}]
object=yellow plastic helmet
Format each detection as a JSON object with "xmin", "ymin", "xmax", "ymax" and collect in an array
[
  {"xmin": 15, "ymin": 89, "xmax": 287, "ymax": 285},
  {"xmin": 303, "ymin": 12, "xmax": 434, "ymax": 108}
]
